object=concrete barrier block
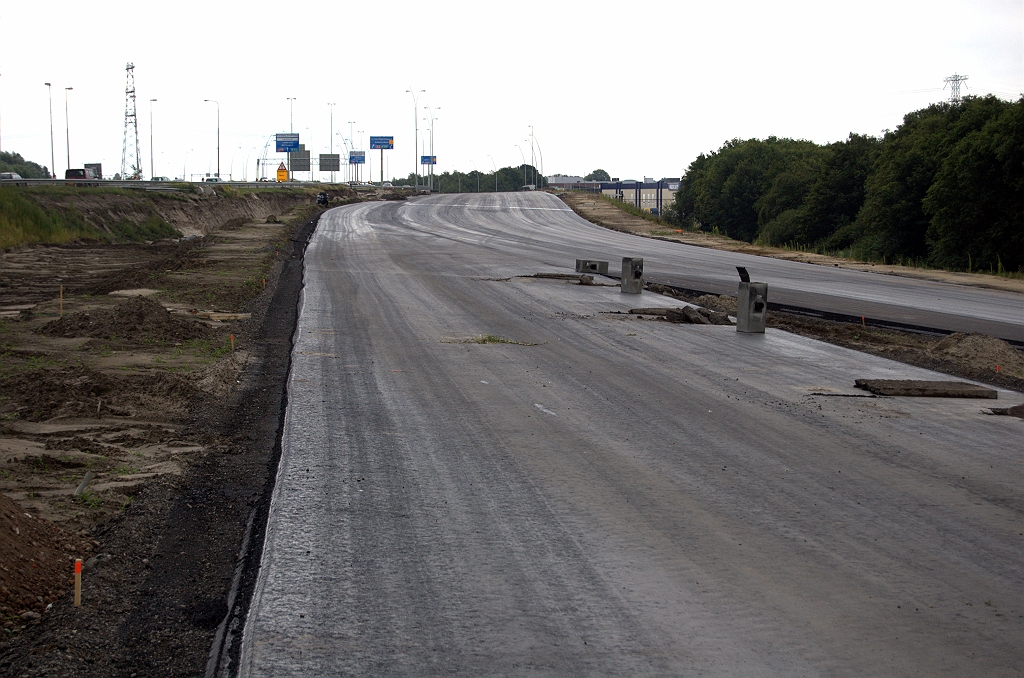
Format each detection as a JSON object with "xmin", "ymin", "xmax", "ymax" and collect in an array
[
  {"xmin": 737, "ymin": 281, "xmax": 768, "ymax": 333},
  {"xmin": 576, "ymin": 259, "xmax": 609, "ymax": 275},
  {"xmin": 621, "ymin": 258, "xmax": 644, "ymax": 294}
]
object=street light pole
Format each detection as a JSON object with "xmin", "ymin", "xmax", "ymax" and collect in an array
[
  {"xmin": 534, "ymin": 135, "xmax": 544, "ymax": 189},
  {"xmin": 516, "ymin": 144, "xmax": 524, "ymax": 188},
  {"xmin": 529, "ymin": 126, "xmax": 534, "ymax": 188},
  {"xmin": 149, "ymin": 98, "xmax": 157, "ymax": 179},
  {"xmin": 204, "ymin": 99, "xmax": 219, "ymax": 177},
  {"xmin": 488, "ymin": 155, "xmax": 497, "ymax": 192},
  {"xmin": 45, "ymin": 83, "xmax": 55, "ymax": 178},
  {"xmin": 347, "ymin": 121, "xmax": 355, "ymax": 182},
  {"xmin": 423, "ymin": 106, "xmax": 440, "ymax": 191},
  {"xmin": 327, "ymin": 103, "xmax": 335, "ymax": 183},
  {"xmin": 286, "ymin": 97, "xmax": 296, "ymax": 178},
  {"xmin": 64, "ymin": 87, "xmax": 73, "ymax": 171},
  {"xmin": 406, "ymin": 87, "xmax": 424, "ymax": 189}
]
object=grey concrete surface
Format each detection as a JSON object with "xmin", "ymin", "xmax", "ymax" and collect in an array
[{"xmin": 239, "ymin": 193, "xmax": 1023, "ymax": 677}]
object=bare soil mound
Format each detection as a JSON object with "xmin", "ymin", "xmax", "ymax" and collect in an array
[
  {"xmin": 694, "ymin": 294, "xmax": 738, "ymax": 313},
  {"xmin": 0, "ymin": 365, "xmax": 201, "ymax": 421},
  {"xmin": 930, "ymin": 333, "xmax": 1024, "ymax": 379},
  {"xmin": 0, "ymin": 493, "xmax": 94, "ymax": 628},
  {"xmin": 38, "ymin": 296, "xmax": 211, "ymax": 343}
]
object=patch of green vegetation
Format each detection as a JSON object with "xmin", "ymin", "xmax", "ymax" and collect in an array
[
  {"xmin": 175, "ymin": 337, "xmax": 232, "ymax": 362},
  {"xmin": 1, "ymin": 151, "xmax": 50, "ymax": 178},
  {"xmin": 1, "ymin": 186, "xmax": 182, "ymax": 248},
  {"xmin": 22, "ymin": 355, "xmax": 61, "ymax": 370},
  {"xmin": 75, "ymin": 490, "xmax": 104, "ymax": 509},
  {"xmin": 0, "ymin": 187, "xmax": 98, "ymax": 248},
  {"xmin": 108, "ymin": 214, "xmax": 180, "ymax": 242}
]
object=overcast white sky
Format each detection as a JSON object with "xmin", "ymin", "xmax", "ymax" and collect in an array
[{"xmin": 1, "ymin": 0, "xmax": 1021, "ymax": 182}]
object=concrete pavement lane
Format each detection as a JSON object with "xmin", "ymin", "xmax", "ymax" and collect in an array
[
  {"xmin": 238, "ymin": 194, "xmax": 1023, "ymax": 676},
  {"xmin": 392, "ymin": 192, "xmax": 1023, "ymax": 340}
]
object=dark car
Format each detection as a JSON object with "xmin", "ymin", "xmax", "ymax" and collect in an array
[{"xmin": 65, "ymin": 168, "xmax": 99, "ymax": 180}]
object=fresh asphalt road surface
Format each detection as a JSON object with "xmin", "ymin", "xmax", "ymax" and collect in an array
[{"xmin": 239, "ymin": 193, "xmax": 1023, "ymax": 676}]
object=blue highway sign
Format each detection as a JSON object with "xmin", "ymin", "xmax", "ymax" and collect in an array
[
  {"xmin": 276, "ymin": 133, "xmax": 300, "ymax": 153},
  {"xmin": 370, "ymin": 136, "xmax": 394, "ymax": 150}
]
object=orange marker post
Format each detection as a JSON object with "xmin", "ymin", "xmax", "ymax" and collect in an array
[
  {"xmin": 230, "ymin": 334, "xmax": 235, "ymax": 352},
  {"xmin": 861, "ymin": 315, "xmax": 866, "ymax": 328},
  {"xmin": 74, "ymin": 558, "xmax": 82, "ymax": 607}
]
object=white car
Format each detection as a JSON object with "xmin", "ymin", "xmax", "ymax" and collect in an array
[
  {"xmin": 203, "ymin": 177, "xmax": 224, "ymax": 183},
  {"xmin": 0, "ymin": 172, "xmax": 23, "ymax": 180}
]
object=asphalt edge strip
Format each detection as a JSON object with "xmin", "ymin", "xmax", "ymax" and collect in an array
[{"xmin": 204, "ymin": 210, "xmax": 323, "ymax": 678}]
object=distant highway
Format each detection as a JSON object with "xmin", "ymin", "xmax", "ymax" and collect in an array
[{"xmin": 237, "ymin": 193, "xmax": 1022, "ymax": 676}]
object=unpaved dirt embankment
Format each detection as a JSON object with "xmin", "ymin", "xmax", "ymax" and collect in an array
[{"xmin": 0, "ymin": 184, "xmax": 350, "ymax": 675}]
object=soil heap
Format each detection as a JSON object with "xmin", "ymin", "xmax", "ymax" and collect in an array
[
  {"xmin": 0, "ymin": 494, "xmax": 93, "ymax": 630},
  {"xmin": 929, "ymin": 332, "xmax": 1024, "ymax": 379},
  {"xmin": 38, "ymin": 296, "xmax": 211, "ymax": 343}
]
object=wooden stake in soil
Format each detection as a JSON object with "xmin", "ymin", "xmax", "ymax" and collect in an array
[
  {"xmin": 230, "ymin": 334, "xmax": 235, "ymax": 352},
  {"xmin": 60, "ymin": 285, "xmax": 64, "ymax": 318},
  {"xmin": 74, "ymin": 558, "xmax": 82, "ymax": 607},
  {"xmin": 861, "ymin": 315, "xmax": 865, "ymax": 328}
]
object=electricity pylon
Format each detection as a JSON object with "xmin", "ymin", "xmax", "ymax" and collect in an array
[
  {"xmin": 120, "ymin": 63, "xmax": 143, "ymax": 180},
  {"xmin": 943, "ymin": 73, "xmax": 969, "ymax": 103}
]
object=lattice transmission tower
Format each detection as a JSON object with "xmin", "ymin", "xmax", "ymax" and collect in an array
[
  {"xmin": 943, "ymin": 73, "xmax": 969, "ymax": 103},
  {"xmin": 120, "ymin": 62, "xmax": 143, "ymax": 180}
]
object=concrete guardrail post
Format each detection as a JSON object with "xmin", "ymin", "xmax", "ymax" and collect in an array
[
  {"xmin": 576, "ymin": 259, "xmax": 609, "ymax": 275},
  {"xmin": 735, "ymin": 267, "xmax": 767, "ymax": 333},
  {"xmin": 621, "ymin": 258, "xmax": 644, "ymax": 294}
]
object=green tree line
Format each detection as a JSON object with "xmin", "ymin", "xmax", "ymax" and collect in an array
[
  {"xmin": 0, "ymin": 151, "xmax": 51, "ymax": 178},
  {"xmin": 392, "ymin": 165, "xmax": 546, "ymax": 193},
  {"xmin": 668, "ymin": 95, "xmax": 1023, "ymax": 273}
]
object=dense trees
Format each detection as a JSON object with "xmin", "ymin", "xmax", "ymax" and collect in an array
[
  {"xmin": 396, "ymin": 165, "xmax": 545, "ymax": 193},
  {"xmin": 670, "ymin": 96, "xmax": 1023, "ymax": 272},
  {"xmin": 0, "ymin": 151, "xmax": 50, "ymax": 178},
  {"xmin": 585, "ymin": 169, "xmax": 611, "ymax": 181}
]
